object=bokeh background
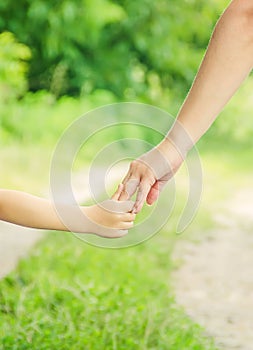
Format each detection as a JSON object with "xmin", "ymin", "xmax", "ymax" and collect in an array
[{"xmin": 0, "ymin": 0, "xmax": 252, "ymax": 349}]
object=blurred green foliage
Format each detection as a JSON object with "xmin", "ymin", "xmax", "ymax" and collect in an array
[
  {"xmin": 0, "ymin": 0, "xmax": 226, "ymax": 99},
  {"xmin": 210, "ymin": 78, "xmax": 253, "ymax": 145},
  {"xmin": 0, "ymin": 32, "xmax": 31, "ymax": 102},
  {"xmin": 1, "ymin": 0, "xmax": 252, "ymax": 148},
  {"xmin": 0, "ymin": 225, "xmax": 218, "ymax": 350},
  {"xmin": 0, "ymin": 3, "xmax": 251, "ymax": 347}
]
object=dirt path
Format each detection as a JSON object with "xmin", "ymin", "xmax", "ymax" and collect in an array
[
  {"xmin": 0, "ymin": 164, "xmax": 126, "ymax": 280},
  {"xmin": 3, "ymin": 162, "xmax": 253, "ymax": 349},
  {"xmin": 172, "ymin": 189, "xmax": 253, "ymax": 350}
]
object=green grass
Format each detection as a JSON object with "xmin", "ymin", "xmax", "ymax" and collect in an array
[
  {"xmin": 1, "ymin": 80, "xmax": 253, "ymax": 349},
  {"xmin": 0, "ymin": 229, "xmax": 218, "ymax": 350},
  {"xmin": 1, "ymin": 140, "xmax": 252, "ymax": 349}
]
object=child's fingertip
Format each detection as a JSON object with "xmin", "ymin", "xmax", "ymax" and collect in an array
[{"xmin": 131, "ymin": 207, "xmax": 137, "ymax": 214}]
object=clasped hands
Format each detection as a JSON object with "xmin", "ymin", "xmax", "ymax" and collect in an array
[{"xmin": 93, "ymin": 138, "xmax": 185, "ymax": 238}]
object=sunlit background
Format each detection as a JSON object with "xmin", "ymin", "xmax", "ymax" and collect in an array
[{"xmin": 0, "ymin": 0, "xmax": 252, "ymax": 349}]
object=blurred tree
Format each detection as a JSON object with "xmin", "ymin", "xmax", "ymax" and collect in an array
[
  {"xmin": 0, "ymin": 0, "xmax": 227, "ymax": 99},
  {"xmin": 0, "ymin": 31, "xmax": 31, "ymax": 102},
  {"xmin": 0, "ymin": 31, "xmax": 31, "ymax": 138}
]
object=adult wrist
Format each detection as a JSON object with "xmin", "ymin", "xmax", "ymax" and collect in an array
[
  {"xmin": 160, "ymin": 120, "xmax": 194, "ymax": 160},
  {"xmin": 156, "ymin": 139, "xmax": 184, "ymax": 171}
]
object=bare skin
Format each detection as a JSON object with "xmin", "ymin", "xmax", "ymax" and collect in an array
[
  {"xmin": 118, "ymin": 0, "xmax": 253, "ymax": 213},
  {"xmin": 0, "ymin": 185, "xmax": 135, "ymax": 237}
]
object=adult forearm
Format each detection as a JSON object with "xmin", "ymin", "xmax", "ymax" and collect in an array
[
  {"xmin": 169, "ymin": 0, "xmax": 253, "ymax": 146},
  {"xmin": 117, "ymin": 1, "xmax": 253, "ymax": 210}
]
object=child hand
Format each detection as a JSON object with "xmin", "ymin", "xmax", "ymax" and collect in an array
[{"xmin": 81, "ymin": 185, "xmax": 136, "ymax": 238}]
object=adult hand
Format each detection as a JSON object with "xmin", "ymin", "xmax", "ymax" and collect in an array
[{"xmin": 117, "ymin": 139, "xmax": 184, "ymax": 213}]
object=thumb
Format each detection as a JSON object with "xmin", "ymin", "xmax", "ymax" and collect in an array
[{"xmin": 146, "ymin": 178, "xmax": 169, "ymax": 205}]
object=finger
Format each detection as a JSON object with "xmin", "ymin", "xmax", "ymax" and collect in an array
[
  {"xmin": 120, "ymin": 212, "xmax": 136, "ymax": 222},
  {"xmin": 119, "ymin": 200, "xmax": 135, "ymax": 213},
  {"xmin": 100, "ymin": 229, "xmax": 128, "ymax": 239},
  {"xmin": 126, "ymin": 213, "xmax": 136, "ymax": 222},
  {"xmin": 133, "ymin": 181, "xmax": 152, "ymax": 213},
  {"xmin": 116, "ymin": 170, "xmax": 131, "ymax": 201},
  {"xmin": 101, "ymin": 199, "xmax": 135, "ymax": 213},
  {"xmin": 125, "ymin": 178, "xmax": 140, "ymax": 197},
  {"xmin": 122, "ymin": 172, "xmax": 131, "ymax": 185},
  {"xmin": 114, "ymin": 229, "xmax": 128, "ymax": 238},
  {"xmin": 117, "ymin": 221, "xmax": 134, "ymax": 230},
  {"xmin": 146, "ymin": 181, "xmax": 160, "ymax": 205},
  {"xmin": 118, "ymin": 178, "xmax": 140, "ymax": 201},
  {"xmin": 111, "ymin": 183, "xmax": 124, "ymax": 200},
  {"xmin": 146, "ymin": 179, "xmax": 168, "ymax": 205},
  {"xmin": 118, "ymin": 176, "xmax": 131, "ymax": 201}
]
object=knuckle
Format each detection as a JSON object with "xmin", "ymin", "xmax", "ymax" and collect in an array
[
  {"xmin": 130, "ymin": 160, "xmax": 138, "ymax": 168},
  {"xmin": 127, "ymin": 214, "xmax": 135, "ymax": 222},
  {"xmin": 144, "ymin": 176, "xmax": 155, "ymax": 186},
  {"xmin": 126, "ymin": 221, "xmax": 134, "ymax": 228},
  {"xmin": 130, "ymin": 160, "xmax": 142, "ymax": 173},
  {"xmin": 120, "ymin": 189, "xmax": 129, "ymax": 198},
  {"xmin": 131, "ymin": 214, "xmax": 136, "ymax": 220}
]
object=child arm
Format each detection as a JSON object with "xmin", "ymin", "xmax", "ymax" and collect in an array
[
  {"xmin": 0, "ymin": 187, "xmax": 135, "ymax": 237},
  {"xmin": 0, "ymin": 189, "xmax": 65, "ymax": 230}
]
